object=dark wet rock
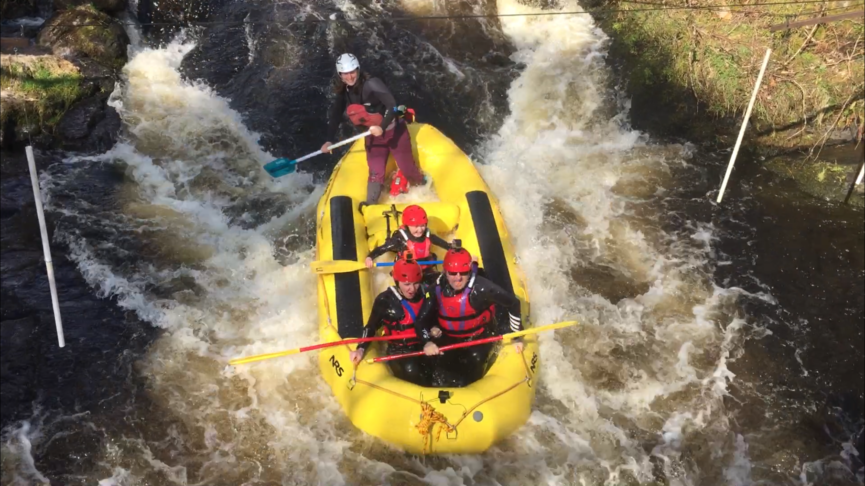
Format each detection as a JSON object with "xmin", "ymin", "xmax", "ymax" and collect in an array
[
  {"xmin": 0, "ymin": 116, "xmax": 11, "ymax": 150},
  {"xmin": 1, "ymin": 49, "xmax": 115, "ymax": 150},
  {"xmin": 54, "ymin": 0, "xmax": 128, "ymax": 14},
  {"xmin": 0, "ymin": 0, "xmax": 38, "ymax": 19},
  {"xmin": 482, "ymin": 51, "xmax": 512, "ymax": 68},
  {"xmin": 55, "ymin": 94, "xmax": 120, "ymax": 151},
  {"xmin": 86, "ymin": 102, "xmax": 121, "ymax": 151},
  {"xmin": 37, "ymin": 5, "xmax": 130, "ymax": 68},
  {"xmin": 56, "ymin": 95, "xmax": 105, "ymax": 141},
  {"xmin": 71, "ymin": 56, "xmax": 116, "ymax": 93},
  {"xmin": 0, "ymin": 94, "xmax": 41, "ymax": 149}
]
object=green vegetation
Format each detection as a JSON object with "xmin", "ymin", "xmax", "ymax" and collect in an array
[
  {"xmin": 0, "ymin": 55, "xmax": 84, "ymax": 135},
  {"xmin": 598, "ymin": 0, "xmax": 864, "ymax": 149},
  {"xmin": 766, "ymin": 157, "xmax": 864, "ymax": 206},
  {"xmin": 37, "ymin": 4, "xmax": 130, "ymax": 69}
]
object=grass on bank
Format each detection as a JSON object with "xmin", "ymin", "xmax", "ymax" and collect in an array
[
  {"xmin": 603, "ymin": 0, "xmax": 864, "ymax": 146},
  {"xmin": 0, "ymin": 54, "xmax": 84, "ymax": 133}
]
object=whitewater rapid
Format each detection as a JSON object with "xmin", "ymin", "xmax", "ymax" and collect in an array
[{"xmin": 1, "ymin": 1, "xmax": 818, "ymax": 485}]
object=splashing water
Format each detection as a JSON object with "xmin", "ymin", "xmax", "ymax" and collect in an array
[{"xmin": 2, "ymin": 1, "xmax": 861, "ymax": 485}]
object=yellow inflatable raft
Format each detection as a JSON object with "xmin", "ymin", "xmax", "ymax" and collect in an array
[{"xmin": 315, "ymin": 123, "xmax": 538, "ymax": 454}]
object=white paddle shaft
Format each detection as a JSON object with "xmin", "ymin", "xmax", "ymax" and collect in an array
[{"xmin": 295, "ymin": 130, "xmax": 372, "ymax": 164}]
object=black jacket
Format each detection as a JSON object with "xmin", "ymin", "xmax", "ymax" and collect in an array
[
  {"xmin": 327, "ymin": 76, "xmax": 399, "ymax": 141},
  {"xmin": 358, "ymin": 286, "xmax": 436, "ymax": 352}
]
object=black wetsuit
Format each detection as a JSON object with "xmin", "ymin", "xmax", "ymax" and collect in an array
[
  {"xmin": 369, "ymin": 229, "xmax": 450, "ymax": 283},
  {"xmin": 358, "ymin": 286, "xmax": 436, "ymax": 386},
  {"xmin": 327, "ymin": 76, "xmax": 399, "ymax": 142},
  {"xmin": 419, "ymin": 271, "xmax": 524, "ymax": 387}
]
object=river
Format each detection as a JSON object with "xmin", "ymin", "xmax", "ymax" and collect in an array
[{"xmin": 1, "ymin": 0, "xmax": 862, "ymax": 485}]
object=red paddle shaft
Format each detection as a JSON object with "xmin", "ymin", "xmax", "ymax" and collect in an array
[{"xmin": 369, "ymin": 335, "xmax": 504, "ymax": 363}]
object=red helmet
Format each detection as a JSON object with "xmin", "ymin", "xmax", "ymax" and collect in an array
[
  {"xmin": 402, "ymin": 205, "xmax": 428, "ymax": 226},
  {"xmin": 393, "ymin": 258, "xmax": 423, "ymax": 283},
  {"xmin": 443, "ymin": 248, "xmax": 472, "ymax": 273}
]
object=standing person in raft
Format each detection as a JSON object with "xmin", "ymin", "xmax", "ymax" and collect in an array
[
  {"xmin": 349, "ymin": 258, "xmax": 440, "ymax": 386},
  {"xmin": 321, "ymin": 53, "xmax": 424, "ymax": 205},
  {"xmin": 419, "ymin": 245, "xmax": 525, "ymax": 387},
  {"xmin": 365, "ymin": 205, "xmax": 450, "ymax": 276}
]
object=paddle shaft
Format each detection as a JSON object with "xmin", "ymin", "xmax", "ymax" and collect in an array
[
  {"xmin": 369, "ymin": 335, "xmax": 503, "ymax": 363},
  {"xmin": 365, "ymin": 320, "xmax": 577, "ymax": 364},
  {"xmin": 300, "ymin": 130, "xmax": 371, "ymax": 163},
  {"xmin": 311, "ymin": 259, "xmax": 443, "ymax": 275},
  {"xmin": 230, "ymin": 334, "xmax": 413, "ymax": 366},
  {"xmin": 375, "ymin": 260, "xmax": 442, "ymax": 268}
]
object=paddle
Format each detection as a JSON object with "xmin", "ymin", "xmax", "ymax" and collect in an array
[
  {"xmin": 229, "ymin": 334, "xmax": 418, "ymax": 366},
  {"xmin": 263, "ymin": 130, "xmax": 372, "ymax": 178},
  {"xmin": 366, "ymin": 320, "xmax": 578, "ymax": 364},
  {"xmin": 311, "ymin": 259, "xmax": 443, "ymax": 275}
]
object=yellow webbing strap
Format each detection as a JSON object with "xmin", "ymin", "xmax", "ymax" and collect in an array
[{"xmin": 416, "ymin": 403, "xmax": 456, "ymax": 454}]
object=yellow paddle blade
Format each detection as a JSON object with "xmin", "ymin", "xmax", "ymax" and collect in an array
[
  {"xmin": 229, "ymin": 348, "xmax": 301, "ymax": 366},
  {"xmin": 503, "ymin": 320, "xmax": 578, "ymax": 341},
  {"xmin": 310, "ymin": 260, "xmax": 367, "ymax": 275}
]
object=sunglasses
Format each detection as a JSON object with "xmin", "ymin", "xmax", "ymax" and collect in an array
[{"xmin": 447, "ymin": 271, "xmax": 470, "ymax": 277}]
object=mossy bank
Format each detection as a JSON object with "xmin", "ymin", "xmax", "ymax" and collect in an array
[
  {"xmin": 583, "ymin": 0, "xmax": 864, "ymax": 203},
  {"xmin": 0, "ymin": 4, "xmax": 128, "ymax": 149},
  {"xmin": 1, "ymin": 54, "xmax": 84, "ymax": 137}
]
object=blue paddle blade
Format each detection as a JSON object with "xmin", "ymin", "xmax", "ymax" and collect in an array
[
  {"xmin": 375, "ymin": 260, "xmax": 444, "ymax": 267},
  {"xmin": 263, "ymin": 158, "xmax": 298, "ymax": 177}
]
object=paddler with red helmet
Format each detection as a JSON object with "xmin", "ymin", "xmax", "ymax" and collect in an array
[
  {"xmin": 418, "ymin": 245, "xmax": 525, "ymax": 387},
  {"xmin": 349, "ymin": 258, "xmax": 440, "ymax": 386},
  {"xmin": 320, "ymin": 53, "xmax": 424, "ymax": 204},
  {"xmin": 365, "ymin": 205, "xmax": 451, "ymax": 273}
]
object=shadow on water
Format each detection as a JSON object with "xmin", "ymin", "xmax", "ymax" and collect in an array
[
  {"xmin": 0, "ymin": 149, "xmax": 169, "ymax": 482},
  {"xmin": 657, "ymin": 142, "xmax": 865, "ymax": 484},
  {"xmin": 1, "ymin": 0, "xmax": 863, "ymax": 483},
  {"xmin": 721, "ymin": 159, "xmax": 864, "ymax": 483}
]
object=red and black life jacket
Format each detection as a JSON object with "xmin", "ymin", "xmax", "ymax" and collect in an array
[
  {"xmin": 435, "ymin": 275, "xmax": 495, "ymax": 338},
  {"xmin": 346, "ymin": 104, "xmax": 384, "ymax": 128},
  {"xmin": 382, "ymin": 287, "xmax": 423, "ymax": 345},
  {"xmin": 398, "ymin": 227, "xmax": 432, "ymax": 260}
]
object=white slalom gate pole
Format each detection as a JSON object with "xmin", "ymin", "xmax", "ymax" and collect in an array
[
  {"xmin": 845, "ymin": 161, "xmax": 865, "ymax": 205},
  {"xmin": 25, "ymin": 146, "xmax": 66, "ymax": 348},
  {"xmin": 716, "ymin": 48, "xmax": 772, "ymax": 204}
]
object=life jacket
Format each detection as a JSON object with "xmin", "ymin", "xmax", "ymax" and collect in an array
[
  {"xmin": 398, "ymin": 227, "xmax": 432, "ymax": 260},
  {"xmin": 435, "ymin": 275, "xmax": 495, "ymax": 338},
  {"xmin": 342, "ymin": 77, "xmax": 387, "ymax": 128},
  {"xmin": 346, "ymin": 104, "xmax": 384, "ymax": 127},
  {"xmin": 382, "ymin": 287, "xmax": 423, "ymax": 345}
]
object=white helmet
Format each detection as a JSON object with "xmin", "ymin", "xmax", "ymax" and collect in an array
[{"xmin": 336, "ymin": 53, "xmax": 360, "ymax": 73}]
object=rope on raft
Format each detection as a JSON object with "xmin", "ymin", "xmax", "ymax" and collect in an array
[{"xmin": 416, "ymin": 403, "xmax": 456, "ymax": 454}]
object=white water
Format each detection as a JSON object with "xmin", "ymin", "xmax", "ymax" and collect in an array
[{"xmin": 1, "ymin": 1, "xmax": 809, "ymax": 485}]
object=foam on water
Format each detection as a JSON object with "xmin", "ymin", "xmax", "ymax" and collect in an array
[
  {"xmin": 1, "ymin": 1, "xmax": 824, "ymax": 485},
  {"xmin": 0, "ymin": 422, "xmax": 50, "ymax": 486}
]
